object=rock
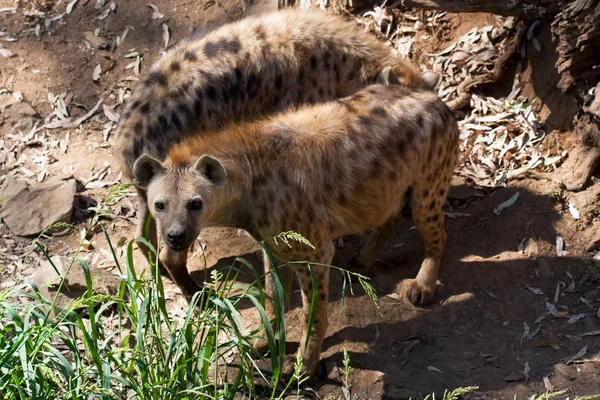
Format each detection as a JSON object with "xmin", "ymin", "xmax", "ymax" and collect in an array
[
  {"xmin": 1, "ymin": 99, "xmax": 39, "ymax": 119},
  {"xmin": 0, "ymin": 178, "xmax": 76, "ymax": 236},
  {"xmin": 588, "ymin": 82, "xmax": 600, "ymax": 119},
  {"xmin": 448, "ymin": 176, "xmax": 479, "ymax": 200},
  {"xmin": 31, "ymin": 255, "xmax": 122, "ymax": 314},
  {"xmin": 524, "ymin": 238, "xmax": 539, "ymax": 257}
]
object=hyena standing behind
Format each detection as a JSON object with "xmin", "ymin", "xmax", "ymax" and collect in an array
[
  {"xmin": 114, "ymin": 9, "xmax": 440, "ymax": 291},
  {"xmin": 133, "ymin": 84, "xmax": 459, "ymax": 379}
]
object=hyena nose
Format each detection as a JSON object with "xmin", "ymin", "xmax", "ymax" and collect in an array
[{"xmin": 166, "ymin": 231, "xmax": 185, "ymax": 245}]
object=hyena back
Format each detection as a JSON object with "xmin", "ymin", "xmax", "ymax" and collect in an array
[
  {"xmin": 133, "ymin": 84, "xmax": 459, "ymax": 379},
  {"xmin": 114, "ymin": 10, "xmax": 439, "ymax": 272}
]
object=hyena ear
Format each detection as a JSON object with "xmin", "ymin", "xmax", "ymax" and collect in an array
[
  {"xmin": 376, "ymin": 66, "xmax": 401, "ymax": 86},
  {"xmin": 193, "ymin": 155, "xmax": 227, "ymax": 187},
  {"xmin": 420, "ymin": 71, "xmax": 442, "ymax": 91},
  {"xmin": 133, "ymin": 155, "xmax": 165, "ymax": 189}
]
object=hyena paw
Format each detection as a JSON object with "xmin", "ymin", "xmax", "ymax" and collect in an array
[
  {"xmin": 281, "ymin": 353, "xmax": 319, "ymax": 382},
  {"xmin": 402, "ymin": 278, "xmax": 436, "ymax": 305}
]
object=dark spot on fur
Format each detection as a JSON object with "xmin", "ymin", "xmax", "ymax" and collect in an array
[
  {"xmin": 146, "ymin": 71, "xmax": 167, "ymax": 87},
  {"xmin": 318, "ymin": 88, "xmax": 324, "ymax": 96},
  {"xmin": 415, "ymin": 114, "xmax": 424, "ymax": 128},
  {"xmin": 351, "ymin": 93, "xmax": 363, "ymax": 102},
  {"xmin": 340, "ymin": 100, "xmax": 357, "ymax": 114},
  {"xmin": 170, "ymin": 61, "xmax": 181, "ymax": 72},
  {"xmin": 432, "ymin": 239, "xmax": 440, "ymax": 245},
  {"xmin": 370, "ymin": 159, "xmax": 383, "ymax": 177},
  {"xmin": 339, "ymin": 192, "xmax": 347, "ymax": 205},
  {"xmin": 170, "ymin": 111, "xmax": 182, "ymax": 131},
  {"xmin": 423, "ymin": 189, "xmax": 430, "ymax": 197},
  {"xmin": 297, "ymin": 70, "xmax": 305, "ymax": 84},
  {"xmin": 308, "ymin": 94, "xmax": 315, "ymax": 103},
  {"xmin": 319, "ymin": 292, "xmax": 327, "ymax": 301},
  {"xmin": 134, "ymin": 121, "xmax": 143, "ymax": 135},
  {"xmin": 254, "ymin": 25, "xmax": 267, "ymax": 40},
  {"xmin": 140, "ymin": 103, "xmax": 150, "ymax": 114},
  {"xmin": 206, "ymin": 86, "xmax": 218, "ymax": 100},
  {"xmin": 439, "ymin": 188, "xmax": 446, "ymax": 196},
  {"xmin": 129, "ymin": 100, "xmax": 141, "ymax": 111},
  {"xmin": 310, "ymin": 56, "xmax": 318, "ymax": 70},
  {"xmin": 204, "ymin": 41, "xmax": 219, "ymax": 58},
  {"xmin": 184, "ymin": 51, "xmax": 197, "ymax": 61},
  {"xmin": 432, "ymin": 214, "xmax": 440, "ymax": 222},
  {"xmin": 218, "ymin": 37, "xmax": 241, "ymax": 54},
  {"xmin": 371, "ymin": 107, "xmax": 387, "ymax": 118},
  {"xmin": 428, "ymin": 200, "xmax": 437, "ymax": 211},
  {"xmin": 246, "ymin": 73, "xmax": 259, "ymax": 98},
  {"xmin": 341, "ymin": 54, "xmax": 348, "ymax": 64},
  {"xmin": 275, "ymin": 75, "xmax": 283, "ymax": 90},
  {"xmin": 358, "ymin": 116, "xmax": 371, "ymax": 126}
]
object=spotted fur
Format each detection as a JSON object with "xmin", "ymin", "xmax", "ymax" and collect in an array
[
  {"xmin": 114, "ymin": 9, "xmax": 440, "ymax": 263},
  {"xmin": 133, "ymin": 84, "xmax": 459, "ymax": 380}
]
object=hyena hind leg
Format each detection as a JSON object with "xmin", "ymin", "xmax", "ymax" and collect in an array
[{"xmin": 402, "ymin": 178, "xmax": 451, "ymax": 306}]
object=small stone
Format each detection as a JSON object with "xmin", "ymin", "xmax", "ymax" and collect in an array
[
  {"xmin": 524, "ymin": 238, "xmax": 539, "ymax": 257},
  {"xmin": 0, "ymin": 178, "xmax": 76, "ymax": 236}
]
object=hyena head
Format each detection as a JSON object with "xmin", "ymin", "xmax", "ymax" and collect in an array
[{"xmin": 133, "ymin": 154, "xmax": 227, "ymax": 251}]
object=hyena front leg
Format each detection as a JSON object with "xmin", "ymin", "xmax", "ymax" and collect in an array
[
  {"xmin": 159, "ymin": 246, "xmax": 202, "ymax": 304},
  {"xmin": 252, "ymin": 251, "xmax": 295, "ymax": 356},
  {"xmin": 281, "ymin": 241, "xmax": 334, "ymax": 380},
  {"xmin": 402, "ymin": 177, "xmax": 451, "ymax": 306}
]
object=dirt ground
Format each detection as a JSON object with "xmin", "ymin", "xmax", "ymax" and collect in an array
[{"xmin": 1, "ymin": 0, "xmax": 600, "ymax": 398}]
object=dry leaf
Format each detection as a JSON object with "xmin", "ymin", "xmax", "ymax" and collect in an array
[
  {"xmin": 523, "ymin": 362, "xmax": 530, "ymax": 383},
  {"xmin": 102, "ymin": 104, "xmax": 120, "ymax": 123},
  {"xmin": 556, "ymin": 236, "xmax": 564, "ymax": 257},
  {"xmin": 92, "ymin": 64, "xmax": 102, "ymax": 81},
  {"xmin": 147, "ymin": 4, "xmax": 164, "ymax": 19},
  {"xmin": 525, "ymin": 286, "xmax": 543, "ymax": 295},
  {"xmin": 543, "ymin": 375, "xmax": 554, "ymax": 392},
  {"xmin": 493, "ymin": 192, "xmax": 519, "ymax": 215},
  {"xmin": 66, "ymin": 0, "xmax": 79, "ymax": 13},
  {"xmin": 566, "ymin": 313, "xmax": 586, "ymax": 325},
  {"xmin": 427, "ymin": 366, "xmax": 443, "ymax": 374},
  {"xmin": 568, "ymin": 201, "xmax": 580, "ymax": 220},
  {"xmin": 162, "ymin": 23, "xmax": 170, "ymax": 50}
]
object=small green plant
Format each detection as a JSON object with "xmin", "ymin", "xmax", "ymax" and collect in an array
[
  {"xmin": 341, "ymin": 347, "xmax": 354, "ymax": 398},
  {"xmin": 422, "ymin": 386, "xmax": 479, "ymax": 400},
  {"xmin": 0, "ymin": 184, "xmax": 384, "ymax": 399}
]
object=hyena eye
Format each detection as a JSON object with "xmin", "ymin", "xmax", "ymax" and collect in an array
[
  {"xmin": 155, "ymin": 201, "xmax": 165, "ymax": 211},
  {"xmin": 189, "ymin": 199, "xmax": 203, "ymax": 211}
]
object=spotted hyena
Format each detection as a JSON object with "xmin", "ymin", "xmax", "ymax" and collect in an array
[
  {"xmin": 132, "ymin": 83, "xmax": 459, "ymax": 379},
  {"xmin": 114, "ymin": 9, "xmax": 440, "ymax": 279}
]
